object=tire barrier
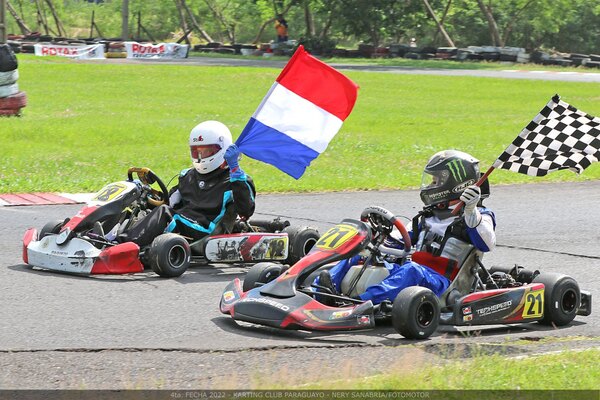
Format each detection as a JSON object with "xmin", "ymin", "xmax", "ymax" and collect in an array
[
  {"xmin": 0, "ymin": 69, "xmax": 19, "ymax": 86},
  {"xmin": 0, "ymin": 44, "xmax": 27, "ymax": 117},
  {"xmin": 106, "ymin": 42, "xmax": 127, "ymax": 58}
]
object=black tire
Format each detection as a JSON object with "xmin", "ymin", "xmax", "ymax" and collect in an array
[
  {"xmin": 40, "ymin": 219, "xmax": 64, "ymax": 238},
  {"xmin": 243, "ymin": 262, "xmax": 283, "ymax": 292},
  {"xmin": 533, "ymin": 272, "xmax": 580, "ymax": 326},
  {"xmin": 0, "ymin": 83, "xmax": 18, "ymax": 98},
  {"xmin": 283, "ymin": 226, "xmax": 320, "ymax": 265},
  {"xmin": 148, "ymin": 233, "xmax": 191, "ymax": 278},
  {"xmin": 0, "ymin": 91, "xmax": 27, "ymax": 110},
  {"xmin": 0, "ymin": 69, "xmax": 18, "ymax": 86},
  {"xmin": 392, "ymin": 286, "xmax": 440, "ymax": 340}
]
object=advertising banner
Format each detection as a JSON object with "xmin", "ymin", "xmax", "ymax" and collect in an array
[
  {"xmin": 124, "ymin": 42, "xmax": 189, "ymax": 59},
  {"xmin": 34, "ymin": 43, "xmax": 106, "ymax": 59}
]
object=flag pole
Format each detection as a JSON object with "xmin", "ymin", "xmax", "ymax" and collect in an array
[{"xmin": 452, "ymin": 165, "xmax": 495, "ymax": 215}]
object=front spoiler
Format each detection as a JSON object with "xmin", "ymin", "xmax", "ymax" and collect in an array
[
  {"xmin": 220, "ymin": 279, "xmax": 375, "ymax": 331},
  {"xmin": 23, "ymin": 229, "xmax": 144, "ymax": 275}
]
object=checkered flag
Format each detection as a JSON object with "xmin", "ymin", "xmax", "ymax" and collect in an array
[{"xmin": 493, "ymin": 95, "xmax": 600, "ymax": 176}]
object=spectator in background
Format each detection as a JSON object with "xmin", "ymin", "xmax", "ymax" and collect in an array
[{"xmin": 275, "ymin": 14, "xmax": 288, "ymax": 42}]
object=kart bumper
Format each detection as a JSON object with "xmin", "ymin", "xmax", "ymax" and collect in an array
[
  {"xmin": 578, "ymin": 290, "xmax": 592, "ymax": 316},
  {"xmin": 220, "ymin": 278, "xmax": 375, "ymax": 331},
  {"xmin": 23, "ymin": 228, "xmax": 144, "ymax": 275}
]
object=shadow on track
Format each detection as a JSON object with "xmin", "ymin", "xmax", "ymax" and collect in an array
[{"xmin": 7, "ymin": 263, "xmax": 248, "ymax": 284}]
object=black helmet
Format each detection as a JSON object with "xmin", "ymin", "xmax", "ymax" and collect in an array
[{"xmin": 420, "ymin": 150, "xmax": 480, "ymax": 207}]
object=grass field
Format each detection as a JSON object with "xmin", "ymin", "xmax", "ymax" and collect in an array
[
  {"xmin": 1, "ymin": 55, "xmax": 599, "ymax": 194},
  {"xmin": 266, "ymin": 347, "xmax": 600, "ymax": 392}
]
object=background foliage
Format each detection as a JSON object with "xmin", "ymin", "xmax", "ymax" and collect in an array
[{"xmin": 5, "ymin": 0, "xmax": 600, "ymax": 54}]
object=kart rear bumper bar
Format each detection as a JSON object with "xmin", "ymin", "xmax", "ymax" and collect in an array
[{"xmin": 578, "ymin": 290, "xmax": 592, "ymax": 316}]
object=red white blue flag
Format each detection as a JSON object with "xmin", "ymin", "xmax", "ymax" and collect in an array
[{"xmin": 236, "ymin": 45, "xmax": 359, "ymax": 179}]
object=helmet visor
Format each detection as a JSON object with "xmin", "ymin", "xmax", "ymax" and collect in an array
[
  {"xmin": 420, "ymin": 169, "xmax": 450, "ymax": 191},
  {"xmin": 190, "ymin": 144, "xmax": 221, "ymax": 160}
]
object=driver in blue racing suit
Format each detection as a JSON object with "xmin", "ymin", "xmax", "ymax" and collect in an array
[
  {"xmin": 116, "ymin": 121, "xmax": 255, "ymax": 247},
  {"xmin": 318, "ymin": 150, "xmax": 496, "ymax": 305}
]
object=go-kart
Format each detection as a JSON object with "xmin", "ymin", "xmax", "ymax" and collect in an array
[
  {"xmin": 220, "ymin": 206, "xmax": 592, "ymax": 339},
  {"xmin": 22, "ymin": 167, "xmax": 320, "ymax": 278}
]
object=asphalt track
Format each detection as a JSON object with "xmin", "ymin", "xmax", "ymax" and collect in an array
[{"xmin": 1, "ymin": 182, "xmax": 599, "ymax": 389}]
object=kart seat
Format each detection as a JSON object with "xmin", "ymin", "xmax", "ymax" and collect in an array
[{"xmin": 439, "ymin": 247, "xmax": 481, "ymax": 308}]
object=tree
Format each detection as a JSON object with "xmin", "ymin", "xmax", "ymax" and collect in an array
[
  {"xmin": 178, "ymin": 0, "xmax": 213, "ymax": 43},
  {"xmin": 5, "ymin": 0, "xmax": 31, "ymax": 35},
  {"xmin": 476, "ymin": 0, "xmax": 502, "ymax": 46},
  {"xmin": 422, "ymin": 0, "xmax": 454, "ymax": 47},
  {"xmin": 121, "ymin": 0, "xmax": 128, "ymax": 40}
]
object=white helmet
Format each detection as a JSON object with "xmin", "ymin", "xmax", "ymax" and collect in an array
[{"xmin": 189, "ymin": 121, "xmax": 232, "ymax": 174}]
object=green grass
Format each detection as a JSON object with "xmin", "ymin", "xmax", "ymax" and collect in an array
[
  {"xmin": 290, "ymin": 348, "xmax": 600, "ymax": 391},
  {"xmin": 1, "ymin": 54, "xmax": 599, "ymax": 194}
]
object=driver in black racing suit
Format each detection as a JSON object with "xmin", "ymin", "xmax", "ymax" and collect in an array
[{"xmin": 117, "ymin": 120, "xmax": 255, "ymax": 247}]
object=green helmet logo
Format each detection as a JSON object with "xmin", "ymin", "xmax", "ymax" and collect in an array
[{"xmin": 447, "ymin": 159, "xmax": 467, "ymax": 181}]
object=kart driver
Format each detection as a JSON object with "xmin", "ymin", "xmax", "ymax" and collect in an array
[
  {"xmin": 116, "ymin": 120, "xmax": 255, "ymax": 246},
  {"xmin": 318, "ymin": 150, "xmax": 496, "ymax": 305}
]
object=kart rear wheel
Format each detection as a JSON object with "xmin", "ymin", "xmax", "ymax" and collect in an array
[
  {"xmin": 533, "ymin": 272, "xmax": 580, "ymax": 326},
  {"xmin": 40, "ymin": 219, "xmax": 64, "ymax": 239},
  {"xmin": 148, "ymin": 233, "xmax": 191, "ymax": 278},
  {"xmin": 392, "ymin": 286, "xmax": 440, "ymax": 340},
  {"xmin": 283, "ymin": 226, "xmax": 319, "ymax": 265},
  {"xmin": 243, "ymin": 262, "xmax": 283, "ymax": 292}
]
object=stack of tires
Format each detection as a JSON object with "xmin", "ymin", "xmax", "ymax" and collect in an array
[
  {"xmin": 106, "ymin": 42, "xmax": 127, "ymax": 58},
  {"xmin": 0, "ymin": 44, "xmax": 27, "ymax": 117}
]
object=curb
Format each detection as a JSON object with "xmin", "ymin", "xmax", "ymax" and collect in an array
[{"xmin": 0, "ymin": 192, "xmax": 93, "ymax": 207}]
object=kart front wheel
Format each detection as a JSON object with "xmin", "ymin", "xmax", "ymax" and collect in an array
[
  {"xmin": 40, "ymin": 219, "xmax": 65, "ymax": 238},
  {"xmin": 243, "ymin": 262, "xmax": 283, "ymax": 292},
  {"xmin": 392, "ymin": 286, "xmax": 440, "ymax": 340},
  {"xmin": 148, "ymin": 233, "xmax": 191, "ymax": 278},
  {"xmin": 533, "ymin": 272, "xmax": 580, "ymax": 326},
  {"xmin": 283, "ymin": 226, "xmax": 320, "ymax": 265}
]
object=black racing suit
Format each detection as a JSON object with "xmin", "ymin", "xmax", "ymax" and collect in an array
[{"xmin": 120, "ymin": 167, "xmax": 255, "ymax": 247}]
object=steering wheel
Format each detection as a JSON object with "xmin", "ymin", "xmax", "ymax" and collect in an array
[
  {"xmin": 360, "ymin": 205, "xmax": 412, "ymax": 258},
  {"xmin": 127, "ymin": 167, "xmax": 169, "ymax": 207}
]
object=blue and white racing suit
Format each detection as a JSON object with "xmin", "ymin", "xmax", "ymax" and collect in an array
[{"xmin": 325, "ymin": 207, "xmax": 496, "ymax": 305}]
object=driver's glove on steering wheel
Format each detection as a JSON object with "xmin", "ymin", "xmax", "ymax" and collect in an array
[
  {"xmin": 460, "ymin": 185, "xmax": 481, "ymax": 228},
  {"xmin": 224, "ymin": 144, "xmax": 245, "ymax": 180},
  {"xmin": 383, "ymin": 235, "xmax": 404, "ymax": 250}
]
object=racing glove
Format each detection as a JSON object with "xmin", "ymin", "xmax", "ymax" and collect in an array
[
  {"xmin": 224, "ymin": 144, "xmax": 245, "ymax": 180},
  {"xmin": 460, "ymin": 185, "xmax": 481, "ymax": 228}
]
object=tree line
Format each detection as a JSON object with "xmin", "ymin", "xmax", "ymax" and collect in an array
[{"xmin": 5, "ymin": 0, "xmax": 600, "ymax": 55}]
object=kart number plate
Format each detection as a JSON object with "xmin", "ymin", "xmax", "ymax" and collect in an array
[
  {"xmin": 92, "ymin": 183, "xmax": 128, "ymax": 202},
  {"xmin": 522, "ymin": 288, "xmax": 544, "ymax": 319},
  {"xmin": 315, "ymin": 224, "xmax": 359, "ymax": 250}
]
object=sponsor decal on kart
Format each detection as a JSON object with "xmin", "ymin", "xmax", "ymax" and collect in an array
[
  {"xmin": 205, "ymin": 234, "xmax": 288, "ymax": 262},
  {"xmin": 462, "ymin": 306, "xmax": 472, "ymax": 315},
  {"xmin": 357, "ymin": 315, "xmax": 371, "ymax": 325},
  {"xmin": 475, "ymin": 300, "xmax": 513, "ymax": 317},
  {"xmin": 463, "ymin": 314, "xmax": 473, "ymax": 322},
  {"xmin": 329, "ymin": 309, "xmax": 353, "ymax": 320},
  {"xmin": 223, "ymin": 291, "xmax": 236, "ymax": 303},
  {"xmin": 238, "ymin": 297, "xmax": 290, "ymax": 311},
  {"xmin": 315, "ymin": 224, "xmax": 359, "ymax": 250},
  {"xmin": 521, "ymin": 288, "xmax": 544, "ymax": 319}
]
